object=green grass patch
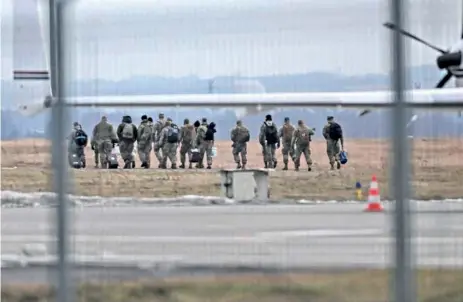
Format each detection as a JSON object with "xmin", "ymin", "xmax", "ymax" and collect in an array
[{"xmin": 2, "ymin": 269, "xmax": 463, "ymax": 302}]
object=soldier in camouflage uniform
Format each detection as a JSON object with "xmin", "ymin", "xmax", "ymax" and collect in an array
[
  {"xmin": 179, "ymin": 118, "xmax": 195, "ymax": 169},
  {"xmin": 158, "ymin": 117, "xmax": 178, "ymax": 169},
  {"xmin": 259, "ymin": 114, "xmax": 279, "ymax": 169},
  {"xmin": 322, "ymin": 116, "xmax": 344, "ymax": 170},
  {"xmin": 278, "ymin": 117, "xmax": 296, "ymax": 170},
  {"xmin": 153, "ymin": 113, "xmax": 166, "ymax": 168},
  {"xmin": 230, "ymin": 120, "xmax": 250, "ymax": 169},
  {"xmin": 137, "ymin": 115, "xmax": 153, "ymax": 168},
  {"xmin": 195, "ymin": 118, "xmax": 215, "ymax": 169},
  {"xmin": 291, "ymin": 120, "xmax": 315, "ymax": 171},
  {"xmin": 117, "ymin": 115, "xmax": 138, "ymax": 169},
  {"xmin": 92, "ymin": 116, "xmax": 117, "ymax": 169}
]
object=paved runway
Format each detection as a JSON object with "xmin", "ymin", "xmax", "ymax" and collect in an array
[{"xmin": 2, "ymin": 203, "xmax": 463, "ymax": 283}]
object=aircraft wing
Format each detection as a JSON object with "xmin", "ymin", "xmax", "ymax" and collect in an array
[{"xmin": 16, "ymin": 88, "xmax": 463, "ymax": 117}]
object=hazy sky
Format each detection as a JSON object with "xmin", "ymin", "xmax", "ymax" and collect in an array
[{"xmin": 1, "ymin": 0, "xmax": 461, "ymax": 81}]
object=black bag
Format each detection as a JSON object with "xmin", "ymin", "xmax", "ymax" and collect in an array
[
  {"xmin": 74, "ymin": 130, "xmax": 88, "ymax": 146},
  {"xmin": 108, "ymin": 153, "xmax": 119, "ymax": 169},
  {"xmin": 329, "ymin": 122, "xmax": 343, "ymax": 141},
  {"xmin": 190, "ymin": 149, "xmax": 201, "ymax": 163},
  {"xmin": 68, "ymin": 153, "xmax": 85, "ymax": 169},
  {"xmin": 265, "ymin": 124, "xmax": 278, "ymax": 144},
  {"xmin": 167, "ymin": 125, "xmax": 180, "ymax": 143}
]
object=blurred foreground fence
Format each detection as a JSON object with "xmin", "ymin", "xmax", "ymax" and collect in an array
[{"xmin": 5, "ymin": 0, "xmax": 460, "ymax": 302}]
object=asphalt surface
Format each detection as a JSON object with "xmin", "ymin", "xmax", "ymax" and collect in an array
[{"xmin": 2, "ymin": 203, "xmax": 463, "ymax": 284}]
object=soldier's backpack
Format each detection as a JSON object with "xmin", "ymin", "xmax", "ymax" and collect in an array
[
  {"xmin": 282, "ymin": 124, "xmax": 294, "ymax": 142},
  {"xmin": 241, "ymin": 129, "xmax": 250, "ymax": 143},
  {"xmin": 140, "ymin": 124, "xmax": 152, "ymax": 141},
  {"xmin": 122, "ymin": 123, "xmax": 134, "ymax": 139},
  {"xmin": 265, "ymin": 123, "xmax": 278, "ymax": 144},
  {"xmin": 74, "ymin": 129, "xmax": 88, "ymax": 146},
  {"xmin": 329, "ymin": 122, "xmax": 343, "ymax": 141},
  {"xmin": 182, "ymin": 125, "xmax": 195, "ymax": 142},
  {"xmin": 299, "ymin": 128, "xmax": 311, "ymax": 145},
  {"xmin": 167, "ymin": 124, "xmax": 180, "ymax": 143}
]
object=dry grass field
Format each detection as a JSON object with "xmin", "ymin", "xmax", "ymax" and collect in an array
[
  {"xmin": 2, "ymin": 269, "xmax": 463, "ymax": 302},
  {"xmin": 1, "ymin": 138, "xmax": 463, "ymax": 200}
]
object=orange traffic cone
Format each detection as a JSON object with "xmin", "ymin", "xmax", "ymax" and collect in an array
[{"xmin": 364, "ymin": 175, "xmax": 384, "ymax": 212}]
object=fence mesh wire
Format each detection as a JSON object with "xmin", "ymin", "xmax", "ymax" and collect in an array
[{"xmin": 1, "ymin": 0, "xmax": 463, "ymax": 302}]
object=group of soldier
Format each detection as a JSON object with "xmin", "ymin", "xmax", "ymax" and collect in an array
[
  {"xmin": 86, "ymin": 114, "xmax": 216, "ymax": 169},
  {"xmin": 234, "ymin": 114, "xmax": 344, "ymax": 171},
  {"xmin": 68, "ymin": 113, "xmax": 344, "ymax": 171}
]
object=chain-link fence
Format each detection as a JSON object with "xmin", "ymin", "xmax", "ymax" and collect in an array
[{"xmin": 2, "ymin": 0, "xmax": 463, "ymax": 301}]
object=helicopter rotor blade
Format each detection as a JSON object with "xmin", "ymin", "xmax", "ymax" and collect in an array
[{"xmin": 383, "ymin": 22, "xmax": 447, "ymax": 54}]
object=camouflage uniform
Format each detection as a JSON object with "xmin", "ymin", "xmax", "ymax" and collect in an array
[
  {"xmin": 92, "ymin": 116, "xmax": 117, "ymax": 168},
  {"xmin": 259, "ymin": 119, "xmax": 279, "ymax": 169},
  {"xmin": 179, "ymin": 119, "xmax": 196, "ymax": 169},
  {"xmin": 90, "ymin": 139, "xmax": 99, "ymax": 168},
  {"xmin": 153, "ymin": 114, "xmax": 166, "ymax": 167},
  {"xmin": 291, "ymin": 121, "xmax": 315, "ymax": 171},
  {"xmin": 322, "ymin": 118, "xmax": 343, "ymax": 170},
  {"xmin": 195, "ymin": 119, "xmax": 214, "ymax": 169},
  {"xmin": 230, "ymin": 121, "xmax": 250, "ymax": 169},
  {"xmin": 158, "ymin": 118, "xmax": 178, "ymax": 169},
  {"xmin": 117, "ymin": 116, "xmax": 138, "ymax": 169},
  {"xmin": 137, "ymin": 117, "xmax": 153, "ymax": 168},
  {"xmin": 278, "ymin": 118, "xmax": 295, "ymax": 170}
]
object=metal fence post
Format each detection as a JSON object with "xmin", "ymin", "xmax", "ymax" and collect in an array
[
  {"xmin": 390, "ymin": 0, "xmax": 415, "ymax": 302},
  {"xmin": 49, "ymin": 0, "xmax": 73, "ymax": 302}
]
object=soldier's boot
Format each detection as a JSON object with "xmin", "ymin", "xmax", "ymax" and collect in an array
[
  {"xmin": 295, "ymin": 164, "xmax": 299, "ymax": 171},
  {"xmin": 330, "ymin": 163, "xmax": 335, "ymax": 170},
  {"xmin": 273, "ymin": 161, "xmax": 278, "ymax": 168},
  {"xmin": 179, "ymin": 162, "xmax": 185, "ymax": 169},
  {"xmin": 141, "ymin": 162, "xmax": 146, "ymax": 168},
  {"xmin": 236, "ymin": 162, "xmax": 242, "ymax": 169},
  {"xmin": 123, "ymin": 161, "xmax": 130, "ymax": 169},
  {"xmin": 132, "ymin": 161, "xmax": 136, "ymax": 168},
  {"xmin": 207, "ymin": 165, "xmax": 212, "ymax": 169},
  {"xmin": 145, "ymin": 162, "xmax": 150, "ymax": 169},
  {"xmin": 241, "ymin": 163, "xmax": 246, "ymax": 170},
  {"xmin": 188, "ymin": 162, "xmax": 193, "ymax": 169},
  {"xmin": 283, "ymin": 162, "xmax": 288, "ymax": 171},
  {"xmin": 336, "ymin": 161, "xmax": 341, "ymax": 170},
  {"xmin": 171, "ymin": 164, "xmax": 177, "ymax": 169},
  {"xmin": 264, "ymin": 162, "xmax": 268, "ymax": 169},
  {"xmin": 308, "ymin": 166, "xmax": 312, "ymax": 172}
]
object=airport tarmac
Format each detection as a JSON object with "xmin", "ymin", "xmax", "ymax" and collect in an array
[{"xmin": 2, "ymin": 203, "xmax": 463, "ymax": 284}]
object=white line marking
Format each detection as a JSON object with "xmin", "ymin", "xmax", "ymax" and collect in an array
[
  {"xmin": 1, "ymin": 253, "xmax": 184, "ymax": 268},
  {"xmin": 256, "ymin": 229, "xmax": 384, "ymax": 238},
  {"xmin": 2, "ymin": 235, "xmax": 461, "ymax": 245},
  {"xmin": 0, "ymin": 235, "xmax": 261, "ymax": 243}
]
